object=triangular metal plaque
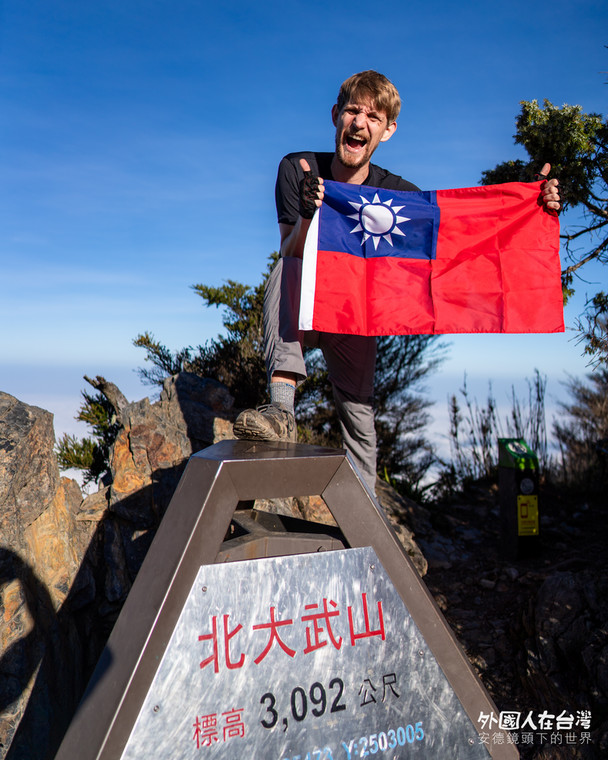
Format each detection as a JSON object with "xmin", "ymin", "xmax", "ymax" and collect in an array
[{"xmin": 55, "ymin": 440, "xmax": 517, "ymax": 759}]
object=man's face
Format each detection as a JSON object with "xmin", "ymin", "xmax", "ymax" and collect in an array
[{"xmin": 332, "ymin": 98, "xmax": 397, "ymax": 171}]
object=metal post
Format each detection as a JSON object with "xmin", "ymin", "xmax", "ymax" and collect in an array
[{"xmin": 498, "ymin": 438, "xmax": 540, "ymax": 559}]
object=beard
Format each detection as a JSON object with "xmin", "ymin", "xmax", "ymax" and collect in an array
[{"xmin": 334, "ymin": 130, "xmax": 374, "ymax": 171}]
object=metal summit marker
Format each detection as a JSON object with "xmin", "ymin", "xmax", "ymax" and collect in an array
[
  {"xmin": 120, "ymin": 548, "xmax": 488, "ymax": 759},
  {"xmin": 55, "ymin": 440, "xmax": 518, "ymax": 759}
]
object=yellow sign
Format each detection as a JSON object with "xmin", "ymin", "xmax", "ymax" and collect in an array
[{"xmin": 517, "ymin": 495, "xmax": 539, "ymax": 536}]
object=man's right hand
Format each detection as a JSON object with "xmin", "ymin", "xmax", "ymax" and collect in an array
[{"xmin": 298, "ymin": 158, "xmax": 325, "ymax": 219}]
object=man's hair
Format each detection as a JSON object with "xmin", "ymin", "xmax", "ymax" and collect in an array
[{"xmin": 336, "ymin": 71, "xmax": 401, "ymax": 124}]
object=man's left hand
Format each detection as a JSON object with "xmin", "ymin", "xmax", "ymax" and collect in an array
[{"xmin": 538, "ymin": 162, "xmax": 561, "ymax": 213}]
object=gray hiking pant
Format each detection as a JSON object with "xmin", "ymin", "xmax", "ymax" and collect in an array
[{"xmin": 263, "ymin": 257, "xmax": 378, "ymax": 492}]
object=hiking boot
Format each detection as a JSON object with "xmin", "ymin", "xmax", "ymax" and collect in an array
[{"xmin": 233, "ymin": 404, "xmax": 297, "ymax": 443}]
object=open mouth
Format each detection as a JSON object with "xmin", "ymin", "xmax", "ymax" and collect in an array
[{"xmin": 345, "ymin": 133, "xmax": 367, "ymax": 152}]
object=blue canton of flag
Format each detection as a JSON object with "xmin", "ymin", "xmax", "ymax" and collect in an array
[{"xmin": 318, "ymin": 180, "xmax": 440, "ymax": 260}]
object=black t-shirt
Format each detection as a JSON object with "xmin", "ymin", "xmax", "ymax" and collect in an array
[{"xmin": 275, "ymin": 151, "xmax": 420, "ymax": 225}]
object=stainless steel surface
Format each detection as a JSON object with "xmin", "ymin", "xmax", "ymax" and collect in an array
[{"xmin": 120, "ymin": 548, "xmax": 489, "ymax": 760}]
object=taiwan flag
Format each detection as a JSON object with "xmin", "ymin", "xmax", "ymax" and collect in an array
[{"xmin": 298, "ymin": 179, "xmax": 563, "ymax": 335}]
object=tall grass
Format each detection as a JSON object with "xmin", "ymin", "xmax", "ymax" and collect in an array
[{"xmin": 440, "ymin": 370, "xmax": 549, "ymax": 492}]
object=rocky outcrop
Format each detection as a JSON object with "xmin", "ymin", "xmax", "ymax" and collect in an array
[
  {"xmin": 0, "ymin": 394, "xmax": 84, "ymax": 758},
  {"xmin": 0, "ymin": 375, "xmax": 238, "ymax": 759},
  {"xmin": 0, "ymin": 373, "xmax": 428, "ymax": 759}
]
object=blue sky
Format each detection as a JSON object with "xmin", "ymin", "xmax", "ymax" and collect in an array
[{"xmin": 1, "ymin": 0, "xmax": 606, "ymax": 455}]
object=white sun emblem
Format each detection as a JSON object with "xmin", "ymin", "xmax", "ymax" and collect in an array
[{"xmin": 347, "ymin": 193, "xmax": 411, "ymax": 250}]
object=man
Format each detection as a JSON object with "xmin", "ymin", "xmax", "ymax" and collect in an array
[{"xmin": 234, "ymin": 71, "xmax": 560, "ymax": 493}]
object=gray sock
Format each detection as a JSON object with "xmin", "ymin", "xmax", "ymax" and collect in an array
[{"xmin": 270, "ymin": 382, "xmax": 296, "ymax": 414}]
